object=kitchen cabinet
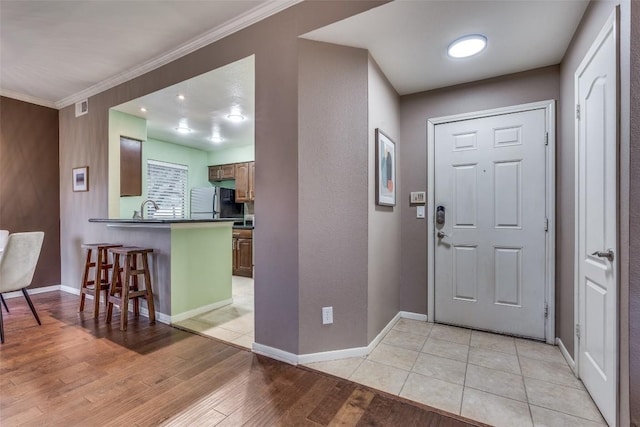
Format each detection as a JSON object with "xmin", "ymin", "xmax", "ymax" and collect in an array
[
  {"xmin": 208, "ymin": 164, "xmax": 235, "ymax": 181},
  {"xmin": 232, "ymin": 228, "xmax": 253, "ymax": 277},
  {"xmin": 120, "ymin": 136, "xmax": 142, "ymax": 196},
  {"xmin": 235, "ymin": 161, "xmax": 255, "ymax": 202}
]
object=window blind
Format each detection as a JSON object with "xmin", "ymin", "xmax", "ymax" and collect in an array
[{"xmin": 146, "ymin": 160, "xmax": 188, "ymax": 219}]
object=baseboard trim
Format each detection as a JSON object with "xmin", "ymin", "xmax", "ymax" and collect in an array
[
  {"xmin": 400, "ymin": 311, "xmax": 428, "ymax": 322},
  {"xmin": 3, "ymin": 284, "xmax": 62, "ymax": 298},
  {"xmin": 59, "ymin": 284, "xmax": 171, "ymax": 324},
  {"xmin": 60, "ymin": 285, "xmax": 79, "ymax": 295},
  {"xmin": 255, "ymin": 311, "xmax": 429, "ymax": 366},
  {"xmin": 170, "ymin": 298, "xmax": 233, "ymax": 323},
  {"xmin": 252, "ymin": 343, "xmax": 299, "ymax": 365},
  {"xmin": 556, "ymin": 337, "xmax": 576, "ymax": 374}
]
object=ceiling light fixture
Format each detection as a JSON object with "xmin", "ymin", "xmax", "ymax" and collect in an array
[
  {"xmin": 226, "ymin": 114, "xmax": 245, "ymax": 122},
  {"xmin": 177, "ymin": 94, "xmax": 185, "ymax": 101},
  {"xmin": 140, "ymin": 107, "xmax": 147, "ymax": 113},
  {"xmin": 210, "ymin": 136, "xmax": 224, "ymax": 144},
  {"xmin": 175, "ymin": 126, "xmax": 192, "ymax": 134},
  {"xmin": 447, "ymin": 34, "xmax": 487, "ymax": 58}
]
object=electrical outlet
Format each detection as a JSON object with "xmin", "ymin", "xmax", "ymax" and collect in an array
[
  {"xmin": 417, "ymin": 206, "xmax": 425, "ymax": 218},
  {"xmin": 322, "ymin": 307, "xmax": 333, "ymax": 325}
]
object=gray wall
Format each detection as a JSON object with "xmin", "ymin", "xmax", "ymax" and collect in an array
[
  {"xmin": 58, "ymin": 1, "xmax": 386, "ymax": 355},
  {"xmin": 367, "ymin": 56, "xmax": 401, "ymax": 342},
  {"xmin": 298, "ymin": 40, "xmax": 369, "ymax": 353},
  {"xmin": 398, "ymin": 66, "xmax": 560, "ymax": 315},
  {"xmin": 628, "ymin": 0, "xmax": 639, "ymax": 423}
]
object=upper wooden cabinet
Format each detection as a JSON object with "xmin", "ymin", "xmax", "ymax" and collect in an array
[
  {"xmin": 120, "ymin": 136, "xmax": 142, "ymax": 196},
  {"xmin": 208, "ymin": 164, "xmax": 235, "ymax": 181},
  {"xmin": 235, "ymin": 161, "xmax": 255, "ymax": 202}
]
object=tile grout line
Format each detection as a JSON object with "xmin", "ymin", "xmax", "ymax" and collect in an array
[
  {"xmin": 515, "ymin": 341, "xmax": 535, "ymax": 426},
  {"xmin": 397, "ymin": 323, "xmax": 433, "ymax": 398},
  {"xmin": 459, "ymin": 330, "xmax": 473, "ymax": 416}
]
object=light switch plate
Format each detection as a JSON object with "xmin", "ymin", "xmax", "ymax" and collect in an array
[
  {"xmin": 410, "ymin": 191, "xmax": 426, "ymax": 204},
  {"xmin": 417, "ymin": 206, "xmax": 425, "ymax": 218}
]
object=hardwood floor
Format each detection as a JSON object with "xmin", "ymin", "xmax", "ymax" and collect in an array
[{"xmin": 0, "ymin": 291, "xmax": 484, "ymax": 426}]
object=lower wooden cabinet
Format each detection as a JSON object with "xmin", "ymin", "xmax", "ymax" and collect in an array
[{"xmin": 232, "ymin": 228, "xmax": 253, "ymax": 277}]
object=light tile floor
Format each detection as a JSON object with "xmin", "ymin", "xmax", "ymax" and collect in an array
[
  {"xmin": 304, "ymin": 319, "xmax": 607, "ymax": 427},
  {"xmin": 174, "ymin": 276, "xmax": 254, "ymax": 349},
  {"xmin": 175, "ymin": 289, "xmax": 606, "ymax": 427}
]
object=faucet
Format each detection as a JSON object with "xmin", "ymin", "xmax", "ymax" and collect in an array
[{"xmin": 140, "ymin": 199, "xmax": 159, "ymax": 219}]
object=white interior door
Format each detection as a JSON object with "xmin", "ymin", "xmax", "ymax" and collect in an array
[
  {"xmin": 575, "ymin": 12, "xmax": 617, "ymax": 427},
  {"xmin": 433, "ymin": 108, "xmax": 548, "ymax": 339}
]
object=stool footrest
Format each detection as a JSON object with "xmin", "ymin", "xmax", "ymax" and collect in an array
[
  {"xmin": 106, "ymin": 247, "xmax": 156, "ymax": 331},
  {"xmin": 79, "ymin": 243, "xmax": 122, "ymax": 318}
]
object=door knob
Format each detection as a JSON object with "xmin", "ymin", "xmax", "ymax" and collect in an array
[
  {"xmin": 437, "ymin": 231, "xmax": 448, "ymax": 239},
  {"xmin": 591, "ymin": 249, "xmax": 614, "ymax": 261}
]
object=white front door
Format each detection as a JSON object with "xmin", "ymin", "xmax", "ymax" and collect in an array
[
  {"xmin": 433, "ymin": 108, "xmax": 548, "ymax": 339},
  {"xmin": 575, "ymin": 12, "xmax": 617, "ymax": 427}
]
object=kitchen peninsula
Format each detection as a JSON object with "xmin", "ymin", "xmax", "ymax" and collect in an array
[{"xmin": 89, "ymin": 218, "xmax": 234, "ymax": 323}]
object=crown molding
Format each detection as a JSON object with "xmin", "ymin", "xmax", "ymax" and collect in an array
[
  {"xmin": 55, "ymin": 0, "xmax": 302, "ymax": 109},
  {"xmin": 1, "ymin": 89, "xmax": 57, "ymax": 109}
]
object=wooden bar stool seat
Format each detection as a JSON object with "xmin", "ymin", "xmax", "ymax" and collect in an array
[
  {"xmin": 106, "ymin": 246, "xmax": 156, "ymax": 331},
  {"xmin": 79, "ymin": 243, "xmax": 122, "ymax": 318}
]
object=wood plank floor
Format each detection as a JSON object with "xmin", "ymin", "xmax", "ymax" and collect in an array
[{"xmin": 0, "ymin": 291, "xmax": 485, "ymax": 426}]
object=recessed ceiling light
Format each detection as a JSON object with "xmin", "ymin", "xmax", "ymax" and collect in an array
[
  {"xmin": 226, "ymin": 114, "xmax": 245, "ymax": 122},
  {"xmin": 447, "ymin": 34, "xmax": 487, "ymax": 58},
  {"xmin": 177, "ymin": 94, "xmax": 185, "ymax": 101},
  {"xmin": 140, "ymin": 107, "xmax": 147, "ymax": 113},
  {"xmin": 175, "ymin": 126, "xmax": 192, "ymax": 134},
  {"xmin": 210, "ymin": 136, "xmax": 224, "ymax": 144}
]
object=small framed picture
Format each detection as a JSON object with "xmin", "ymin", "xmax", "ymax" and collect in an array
[
  {"xmin": 375, "ymin": 129, "xmax": 396, "ymax": 206},
  {"xmin": 72, "ymin": 166, "xmax": 89, "ymax": 192}
]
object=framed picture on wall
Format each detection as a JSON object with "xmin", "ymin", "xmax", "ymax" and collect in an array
[
  {"xmin": 375, "ymin": 129, "xmax": 396, "ymax": 206},
  {"xmin": 72, "ymin": 166, "xmax": 89, "ymax": 192}
]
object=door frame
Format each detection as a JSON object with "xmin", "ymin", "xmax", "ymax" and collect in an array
[
  {"xmin": 427, "ymin": 100, "xmax": 556, "ymax": 344},
  {"xmin": 572, "ymin": 8, "xmax": 618, "ymax": 416}
]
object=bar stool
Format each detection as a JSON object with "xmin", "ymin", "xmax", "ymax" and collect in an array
[
  {"xmin": 79, "ymin": 243, "xmax": 122, "ymax": 318},
  {"xmin": 106, "ymin": 246, "xmax": 156, "ymax": 331}
]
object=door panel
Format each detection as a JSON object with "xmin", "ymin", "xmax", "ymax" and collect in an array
[
  {"xmin": 452, "ymin": 245, "xmax": 478, "ymax": 301},
  {"xmin": 494, "ymin": 247, "xmax": 521, "ymax": 306},
  {"xmin": 494, "ymin": 161, "xmax": 521, "ymax": 228},
  {"xmin": 453, "ymin": 164, "xmax": 478, "ymax": 227},
  {"xmin": 576, "ymin": 13, "xmax": 617, "ymax": 425},
  {"xmin": 434, "ymin": 108, "xmax": 547, "ymax": 339}
]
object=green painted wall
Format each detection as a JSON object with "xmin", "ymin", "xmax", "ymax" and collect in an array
[
  {"xmin": 208, "ymin": 144, "xmax": 254, "ymax": 165},
  {"xmin": 109, "ymin": 110, "xmax": 147, "ymax": 218},
  {"xmin": 170, "ymin": 224, "xmax": 233, "ymax": 315},
  {"xmin": 120, "ymin": 137, "xmax": 210, "ymax": 218}
]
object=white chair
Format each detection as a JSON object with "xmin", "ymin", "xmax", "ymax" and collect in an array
[
  {"xmin": 0, "ymin": 230, "xmax": 8, "ymax": 249},
  {"xmin": 0, "ymin": 230, "xmax": 9, "ymax": 313},
  {"xmin": 0, "ymin": 232, "xmax": 44, "ymax": 343}
]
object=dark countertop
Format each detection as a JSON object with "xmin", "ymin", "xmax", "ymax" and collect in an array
[
  {"xmin": 89, "ymin": 218, "xmax": 237, "ymax": 224},
  {"xmin": 232, "ymin": 225, "xmax": 254, "ymax": 230}
]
